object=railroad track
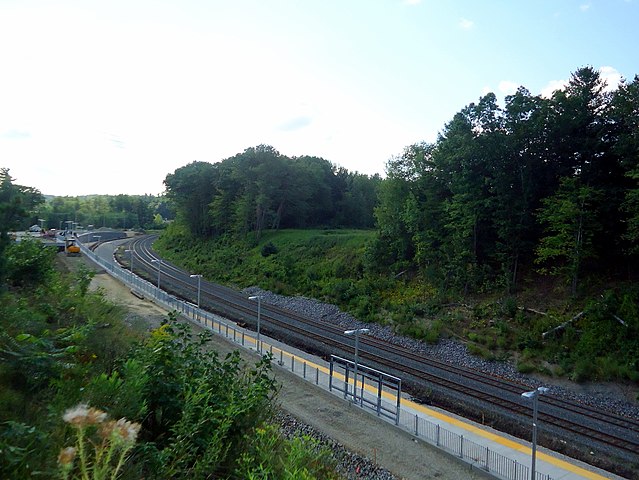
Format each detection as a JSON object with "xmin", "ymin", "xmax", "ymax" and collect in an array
[{"xmin": 118, "ymin": 234, "xmax": 639, "ymax": 464}]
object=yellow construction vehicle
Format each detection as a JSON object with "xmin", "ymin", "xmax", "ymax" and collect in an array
[{"xmin": 65, "ymin": 237, "xmax": 81, "ymax": 257}]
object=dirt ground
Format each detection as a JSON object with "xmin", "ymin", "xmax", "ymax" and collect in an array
[{"xmin": 80, "ymin": 260, "xmax": 491, "ymax": 480}]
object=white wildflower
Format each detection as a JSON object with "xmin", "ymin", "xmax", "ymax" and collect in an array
[{"xmin": 62, "ymin": 404, "xmax": 90, "ymax": 425}]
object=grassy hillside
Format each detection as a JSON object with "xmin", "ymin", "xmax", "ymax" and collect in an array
[
  {"xmin": 155, "ymin": 224, "xmax": 639, "ymax": 388},
  {"xmin": 155, "ymin": 224, "xmax": 435, "ymax": 327}
]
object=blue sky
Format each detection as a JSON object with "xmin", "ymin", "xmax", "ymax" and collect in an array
[{"xmin": 1, "ymin": 0, "xmax": 637, "ymax": 196}]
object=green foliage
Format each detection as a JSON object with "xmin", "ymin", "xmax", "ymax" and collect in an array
[
  {"xmin": 125, "ymin": 316, "xmax": 278, "ymax": 478},
  {"xmin": 371, "ymin": 68, "xmax": 639, "ymax": 294},
  {"xmin": 0, "ymin": 421, "xmax": 47, "ymax": 479},
  {"xmin": 236, "ymin": 424, "xmax": 338, "ymax": 480},
  {"xmin": 83, "ymin": 360, "xmax": 148, "ymax": 421},
  {"xmin": 261, "ymin": 241, "xmax": 278, "ymax": 257},
  {"xmin": 0, "ymin": 243, "xmax": 341, "ymax": 479},
  {"xmin": 34, "ymin": 192, "xmax": 172, "ymax": 233},
  {"xmin": 0, "ymin": 168, "xmax": 45, "ymax": 288},
  {"xmin": 0, "ymin": 246, "xmax": 139, "ymax": 477},
  {"xmin": 164, "ymin": 146, "xmax": 381, "ymax": 240},
  {"xmin": 535, "ymin": 177, "xmax": 602, "ymax": 295},
  {"xmin": 4, "ymin": 239, "xmax": 56, "ymax": 288}
]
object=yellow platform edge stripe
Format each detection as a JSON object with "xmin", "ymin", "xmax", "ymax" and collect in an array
[{"xmin": 209, "ymin": 319, "xmax": 610, "ymax": 480}]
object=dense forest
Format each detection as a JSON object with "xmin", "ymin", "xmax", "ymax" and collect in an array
[
  {"xmin": 164, "ymin": 67, "xmax": 639, "ymax": 297},
  {"xmin": 164, "ymin": 145, "xmax": 381, "ymax": 240},
  {"xmin": 373, "ymin": 67, "xmax": 639, "ymax": 295}
]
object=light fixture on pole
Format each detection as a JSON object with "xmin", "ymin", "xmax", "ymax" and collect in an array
[
  {"xmin": 151, "ymin": 259, "xmax": 163, "ymax": 290},
  {"xmin": 190, "ymin": 274, "xmax": 203, "ymax": 308},
  {"xmin": 248, "ymin": 295, "xmax": 262, "ymax": 353},
  {"xmin": 521, "ymin": 386, "xmax": 549, "ymax": 480},
  {"xmin": 344, "ymin": 328, "xmax": 369, "ymax": 403}
]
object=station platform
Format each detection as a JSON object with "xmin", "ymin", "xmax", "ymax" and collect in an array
[{"xmin": 249, "ymin": 333, "xmax": 624, "ymax": 480}]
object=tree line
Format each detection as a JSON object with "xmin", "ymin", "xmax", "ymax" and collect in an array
[
  {"xmin": 35, "ymin": 192, "xmax": 174, "ymax": 232},
  {"xmin": 164, "ymin": 145, "xmax": 381, "ymax": 240},
  {"xmin": 373, "ymin": 67, "xmax": 639, "ymax": 295},
  {"xmin": 164, "ymin": 67, "xmax": 638, "ymax": 296}
]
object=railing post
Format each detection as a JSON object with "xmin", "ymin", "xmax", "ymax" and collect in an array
[
  {"xmin": 414, "ymin": 414, "xmax": 419, "ymax": 436},
  {"xmin": 459, "ymin": 435, "xmax": 464, "ymax": 458},
  {"xmin": 343, "ymin": 365, "xmax": 350, "ymax": 399},
  {"xmin": 329, "ymin": 360, "xmax": 334, "ymax": 392},
  {"xmin": 485, "ymin": 446, "xmax": 490, "ymax": 471},
  {"xmin": 436, "ymin": 424, "xmax": 440, "ymax": 446},
  {"xmin": 396, "ymin": 379, "xmax": 401, "ymax": 425}
]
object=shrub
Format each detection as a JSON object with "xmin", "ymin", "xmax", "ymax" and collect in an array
[
  {"xmin": 516, "ymin": 362, "xmax": 535, "ymax": 374},
  {"xmin": 5, "ymin": 239, "xmax": 56, "ymax": 288},
  {"xmin": 261, "ymin": 242, "xmax": 278, "ymax": 257},
  {"xmin": 501, "ymin": 297, "xmax": 518, "ymax": 318},
  {"xmin": 0, "ymin": 421, "xmax": 47, "ymax": 479},
  {"xmin": 235, "ymin": 424, "xmax": 338, "ymax": 479},
  {"xmin": 571, "ymin": 358, "xmax": 595, "ymax": 382}
]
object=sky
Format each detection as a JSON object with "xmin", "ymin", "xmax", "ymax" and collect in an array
[{"xmin": 1, "ymin": 0, "xmax": 637, "ymax": 197}]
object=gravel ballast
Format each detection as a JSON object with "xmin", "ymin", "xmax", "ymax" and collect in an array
[{"xmin": 242, "ymin": 286, "xmax": 639, "ymax": 421}]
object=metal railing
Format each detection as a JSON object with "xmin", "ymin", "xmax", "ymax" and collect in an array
[
  {"xmin": 328, "ymin": 355, "xmax": 402, "ymax": 425},
  {"xmin": 79, "ymin": 243, "xmax": 553, "ymax": 480}
]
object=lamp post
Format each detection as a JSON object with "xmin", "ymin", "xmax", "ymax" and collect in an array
[
  {"xmin": 190, "ymin": 274, "xmax": 203, "ymax": 308},
  {"xmin": 522, "ymin": 386, "xmax": 549, "ymax": 480},
  {"xmin": 344, "ymin": 328, "xmax": 369, "ymax": 403},
  {"xmin": 248, "ymin": 296, "xmax": 262, "ymax": 353},
  {"xmin": 151, "ymin": 259, "xmax": 162, "ymax": 290},
  {"xmin": 125, "ymin": 249, "xmax": 134, "ymax": 277}
]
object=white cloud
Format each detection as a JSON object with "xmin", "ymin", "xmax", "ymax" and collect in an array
[
  {"xmin": 540, "ymin": 66, "xmax": 624, "ymax": 99},
  {"xmin": 459, "ymin": 18, "xmax": 474, "ymax": 30},
  {"xmin": 599, "ymin": 66, "xmax": 623, "ymax": 92},
  {"xmin": 580, "ymin": 4, "xmax": 591, "ymax": 12},
  {"xmin": 540, "ymin": 79, "xmax": 568, "ymax": 98},
  {"xmin": 498, "ymin": 81, "xmax": 519, "ymax": 96}
]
